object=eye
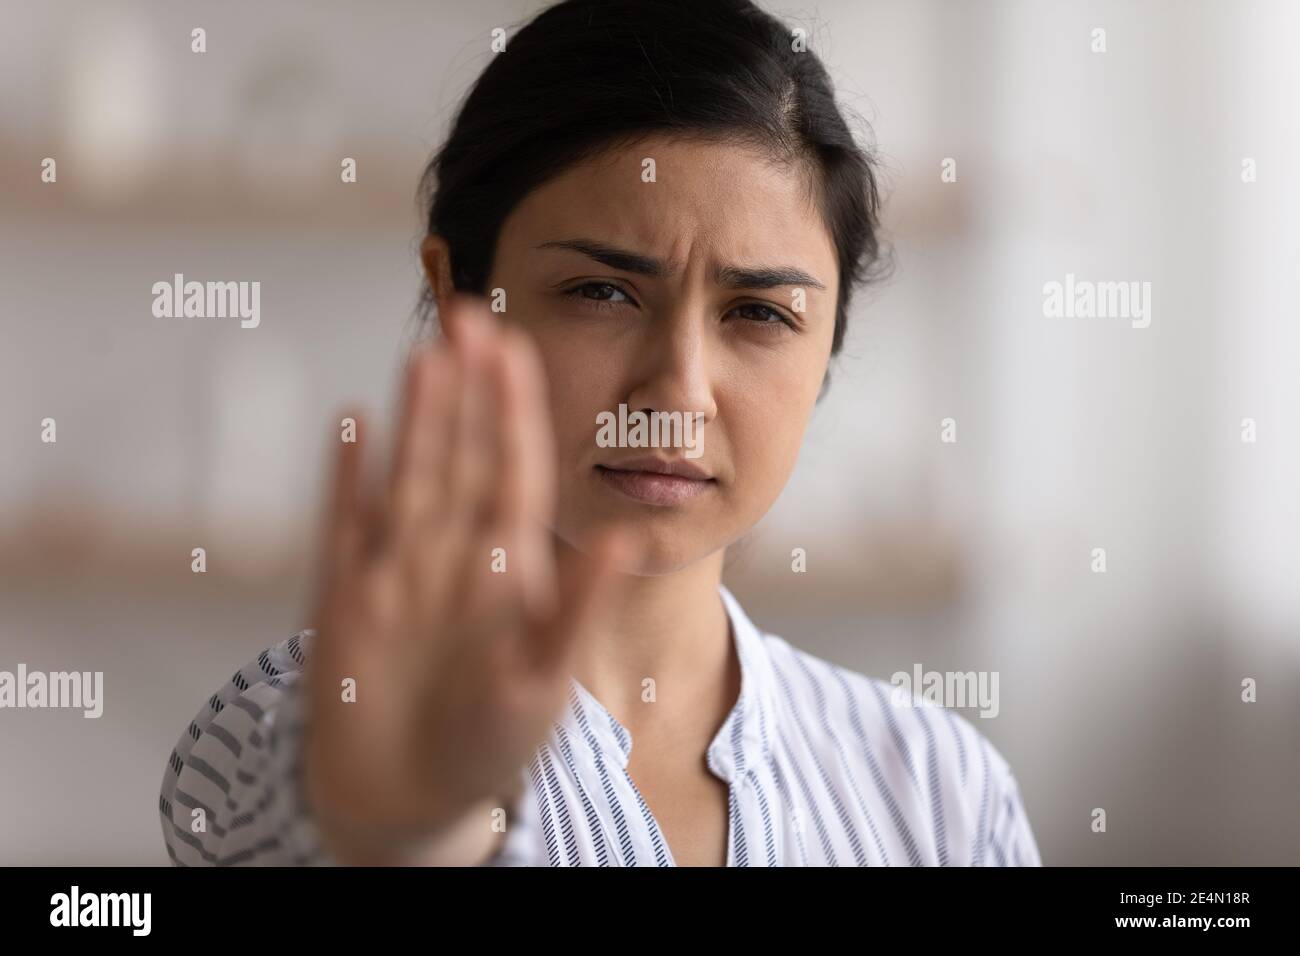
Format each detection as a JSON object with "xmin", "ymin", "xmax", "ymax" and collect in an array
[
  {"xmin": 562, "ymin": 281, "xmax": 637, "ymax": 311},
  {"xmin": 729, "ymin": 301, "xmax": 798, "ymax": 332}
]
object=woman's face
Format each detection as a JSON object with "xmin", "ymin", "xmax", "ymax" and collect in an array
[{"xmin": 485, "ymin": 134, "xmax": 840, "ymax": 574}]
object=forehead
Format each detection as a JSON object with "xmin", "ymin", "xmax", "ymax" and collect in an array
[{"xmin": 500, "ymin": 134, "xmax": 838, "ymax": 283}]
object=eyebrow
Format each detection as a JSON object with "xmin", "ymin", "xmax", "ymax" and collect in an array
[{"xmin": 535, "ymin": 238, "xmax": 826, "ymax": 291}]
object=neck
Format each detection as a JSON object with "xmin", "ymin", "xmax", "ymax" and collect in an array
[{"xmin": 570, "ymin": 545, "xmax": 732, "ymax": 741}]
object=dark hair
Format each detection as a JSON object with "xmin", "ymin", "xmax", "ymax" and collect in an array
[{"xmin": 415, "ymin": 0, "xmax": 890, "ymax": 363}]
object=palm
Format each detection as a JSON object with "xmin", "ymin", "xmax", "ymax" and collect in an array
[{"xmin": 301, "ymin": 294, "xmax": 629, "ymax": 855}]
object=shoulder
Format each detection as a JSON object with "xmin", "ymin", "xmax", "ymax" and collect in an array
[
  {"xmin": 164, "ymin": 627, "xmax": 319, "ymax": 806},
  {"xmin": 159, "ymin": 627, "xmax": 323, "ymax": 865},
  {"xmin": 167, "ymin": 627, "xmax": 317, "ymax": 767},
  {"xmin": 252, "ymin": 629, "xmax": 315, "ymax": 683},
  {"xmin": 212, "ymin": 629, "xmax": 316, "ymax": 721},
  {"xmin": 758, "ymin": 630, "xmax": 1042, "ymax": 865},
  {"xmin": 760, "ymin": 631, "xmax": 969, "ymax": 769}
]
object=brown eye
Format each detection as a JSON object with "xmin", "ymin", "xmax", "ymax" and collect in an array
[
  {"xmin": 565, "ymin": 282, "xmax": 633, "ymax": 307},
  {"xmin": 731, "ymin": 302, "xmax": 796, "ymax": 331}
]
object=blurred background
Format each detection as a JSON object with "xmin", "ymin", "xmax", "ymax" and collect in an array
[{"xmin": 1, "ymin": 0, "xmax": 1297, "ymax": 865}]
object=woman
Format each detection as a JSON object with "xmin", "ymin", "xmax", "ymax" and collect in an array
[{"xmin": 159, "ymin": 0, "xmax": 1042, "ymax": 867}]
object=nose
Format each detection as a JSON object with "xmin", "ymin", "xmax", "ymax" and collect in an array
[{"xmin": 623, "ymin": 306, "xmax": 718, "ymax": 428}]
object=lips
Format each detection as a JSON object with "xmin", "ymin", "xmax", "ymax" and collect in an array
[{"xmin": 595, "ymin": 456, "xmax": 716, "ymax": 506}]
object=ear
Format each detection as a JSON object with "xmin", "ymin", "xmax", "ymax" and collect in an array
[{"xmin": 419, "ymin": 234, "xmax": 456, "ymax": 306}]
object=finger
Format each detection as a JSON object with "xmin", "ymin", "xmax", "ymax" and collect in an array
[
  {"xmin": 323, "ymin": 405, "xmax": 367, "ymax": 586},
  {"xmin": 513, "ymin": 330, "xmax": 560, "ymax": 613},
  {"xmin": 408, "ymin": 299, "xmax": 497, "ymax": 627},
  {"xmin": 447, "ymin": 298, "xmax": 500, "ymax": 533},
  {"xmin": 386, "ymin": 343, "xmax": 431, "ymax": 508},
  {"xmin": 389, "ymin": 342, "xmax": 457, "ymax": 543},
  {"xmin": 530, "ymin": 525, "xmax": 636, "ymax": 681},
  {"xmin": 357, "ymin": 420, "xmax": 393, "ymax": 560},
  {"xmin": 437, "ymin": 290, "xmax": 483, "ymax": 348},
  {"xmin": 504, "ymin": 325, "xmax": 557, "ymax": 523},
  {"xmin": 488, "ymin": 327, "xmax": 559, "ymax": 619},
  {"xmin": 308, "ymin": 405, "xmax": 368, "ymax": 655}
]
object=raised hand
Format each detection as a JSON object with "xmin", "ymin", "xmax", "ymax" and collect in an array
[{"xmin": 302, "ymin": 294, "xmax": 630, "ymax": 865}]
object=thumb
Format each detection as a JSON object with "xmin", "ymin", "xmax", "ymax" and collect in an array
[{"xmin": 530, "ymin": 524, "xmax": 638, "ymax": 681}]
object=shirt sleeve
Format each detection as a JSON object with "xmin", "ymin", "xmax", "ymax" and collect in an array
[
  {"xmin": 159, "ymin": 628, "xmax": 532, "ymax": 866},
  {"xmin": 158, "ymin": 630, "xmax": 337, "ymax": 866},
  {"xmin": 979, "ymin": 735, "xmax": 1044, "ymax": 867}
]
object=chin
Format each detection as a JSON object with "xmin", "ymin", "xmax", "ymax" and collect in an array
[
  {"xmin": 555, "ymin": 517, "xmax": 720, "ymax": 577},
  {"xmin": 621, "ymin": 538, "xmax": 714, "ymax": 577}
]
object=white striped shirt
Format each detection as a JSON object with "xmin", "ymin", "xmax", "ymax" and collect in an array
[{"xmin": 159, "ymin": 586, "xmax": 1043, "ymax": 866}]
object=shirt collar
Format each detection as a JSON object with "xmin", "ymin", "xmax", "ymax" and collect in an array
[{"xmin": 554, "ymin": 584, "xmax": 777, "ymax": 784}]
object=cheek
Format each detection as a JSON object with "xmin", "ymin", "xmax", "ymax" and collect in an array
[
  {"xmin": 529, "ymin": 327, "xmax": 622, "ymax": 456},
  {"xmin": 723, "ymin": 359, "xmax": 823, "ymax": 500}
]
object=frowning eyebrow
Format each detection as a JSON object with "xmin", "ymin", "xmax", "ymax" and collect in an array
[{"xmin": 535, "ymin": 238, "xmax": 826, "ymax": 291}]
